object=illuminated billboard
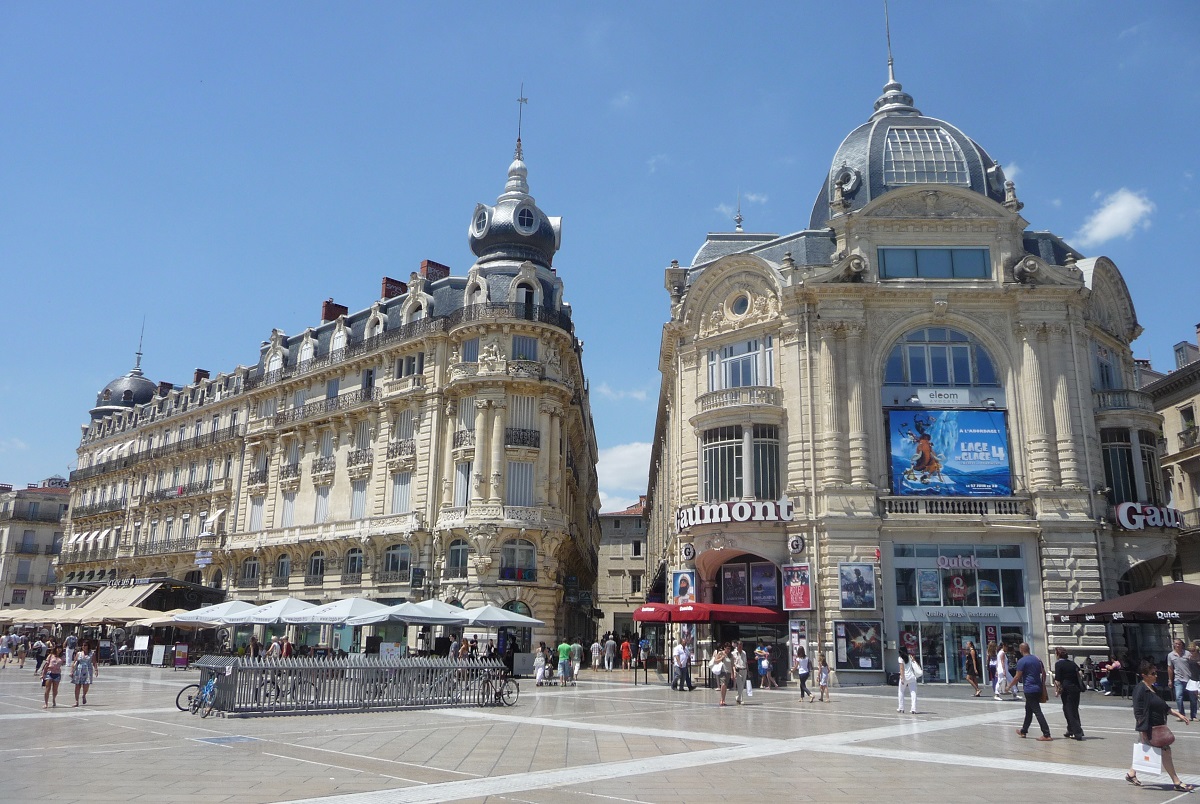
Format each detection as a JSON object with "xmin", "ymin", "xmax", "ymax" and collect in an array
[{"xmin": 886, "ymin": 409, "xmax": 1012, "ymax": 497}]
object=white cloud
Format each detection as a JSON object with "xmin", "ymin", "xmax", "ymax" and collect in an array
[
  {"xmin": 1119, "ymin": 22, "xmax": 1147, "ymax": 40},
  {"xmin": 597, "ymin": 441, "xmax": 651, "ymax": 510},
  {"xmin": 715, "ymin": 203, "xmax": 735, "ymax": 218},
  {"xmin": 743, "ymin": 192, "xmax": 768, "ymax": 204},
  {"xmin": 0, "ymin": 438, "xmax": 28, "ymax": 454},
  {"xmin": 610, "ymin": 91, "xmax": 633, "ymax": 110},
  {"xmin": 596, "ymin": 382, "xmax": 648, "ymax": 402},
  {"xmin": 1003, "ymin": 162, "xmax": 1020, "ymax": 184},
  {"xmin": 1074, "ymin": 188, "xmax": 1155, "ymax": 248},
  {"xmin": 646, "ymin": 154, "xmax": 669, "ymax": 174},
  {"xmin": 1051, "ymin": 198, "xmax": 1062, "ymax": 208}
]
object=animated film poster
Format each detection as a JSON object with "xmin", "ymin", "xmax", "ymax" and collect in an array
[
  {"xmin": 887, "ymin": 409, "xmax": 1013, "ymax": 497},
  {"xmin": 782, "ymin": 563, "xmax": 812, "ymax": 611}
]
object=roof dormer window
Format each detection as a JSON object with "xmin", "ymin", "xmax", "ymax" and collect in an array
[{"xmin": 516, "ymin": 206, "xmax": 535, "ymax": 233}]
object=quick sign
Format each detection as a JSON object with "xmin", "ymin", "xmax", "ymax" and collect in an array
[
  {"xmin": 676, "ymin": 499, "xmax": 794, "ymax": 532},
  {"xmin": 1114, "ymin": 503, "xmax": 1183, "ymax": 530}
]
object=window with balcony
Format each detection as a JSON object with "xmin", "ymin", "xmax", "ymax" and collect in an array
[
  {"xmin": 500, "ymin": 539, "xmax": 537, "ymax": 582},
  {"xmin": 1140, "ymin": 429, "xmax": 1164, "ymax": 505},
  {"xmin": 248, "ymin": 496, "xmax": 264, "ymax": 532},
  {"xmin": 454, "ymin": 461, "xmax": 472, "ymax": 508},
  {"xmin": 512, "ymin": 335, "xmax": 538, "ymax": 361},
  {"xmin": 396, "ymin": 351, "xmax": 425, "ymax": 378},
  {"xmin": 276, "ymin": 554, "xmax": 291, "ymax": 579},
  {"xmin": 462, "ymin": 338, "xmax": 479, "ymax": 363},
  {"xmin": 307, "ymin": 551, "xmax": 325, "ymax": 581},
  {"xmin": 701, "ymin": 424, "xmax": 780, "ymax": 502},
  {"xmin": 383, "ymin": 544, "xmax": 411, "ymax": 580},
  {"xmin": 707, "ymin": 337, "xmax": 774, "ymax": 391},
  {"xmin": 241, "ymin": 557, "xmax": 259, "ymax": 583},
  {"xmin": 351, "ymin": 480, "xmax": 368, "ymax": 519},
  {"xmin": 1094, "ymin": 345, "xmax": 1118, "ymax": 391},
  {"xmin": 1102, "ymin": 428, "xmax": 1137, "ymax": 505},
  {"xmin": 314, "ymin": 486, "xmax": 330, "ymax": 524},
  {"xmin": 391, "ymin": 472, "xmax": 412, "ymax": 514},
  {"xmin": 447, "ymin": 539, "xmax": 469, "ymax": 579},
  {"xmin": 883, "ymin": 328, "xmax": 998, "ymax": 387},
  {"xmin": 345, "ymin": 548, "xmax": 363, "ymax": 577}
]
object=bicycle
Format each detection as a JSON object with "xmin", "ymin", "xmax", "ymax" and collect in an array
[
  {"xmin": 254, "ymin": 669, "xmax": 318, "ymax": 707},
  {"xmin": 175, "ymin": 682, "xmax": 200, "ymax": 712},
  {"xmin": 479, "ymin": 670, "xmax": 519, "ymax": 707},
  {"xmin": 189, "ymin": 675, "xmax": 218, "ymax": 718}
]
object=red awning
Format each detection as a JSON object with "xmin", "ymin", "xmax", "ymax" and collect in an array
[{"xmin": 632, "ymin": 602, "xmax": 785, "ymax": 624}]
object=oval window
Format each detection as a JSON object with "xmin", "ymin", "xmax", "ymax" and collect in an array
[{"xmin": 731, "ymin": 294, "xmax": 750, "ymax": 316}]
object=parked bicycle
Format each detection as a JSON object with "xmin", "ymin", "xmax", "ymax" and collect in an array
[
  {"xmin": 479, "ymin": 669, "xmax": 519, "ymax": 707},
  {"xmin": 175, "ymin": 682, "xmax": 200, "ymax": 712},
  {"xmin": 254, "ymin": 668, "xmax": 319, "ymax": 707},
  {"xmin": 186, "ymin": 675, "xmax": 218, "ymax": 717}
]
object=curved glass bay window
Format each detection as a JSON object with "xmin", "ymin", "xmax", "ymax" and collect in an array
[
  {"xmin": 707, "ymin": 337, "xmax": 773, "ymax": 391},
  {"xmin": 1102, "ymin": 428, "xmax": 1165, "ymax": 506},
  {"xmin": 884, "ymin": 328, "xmax": 998, "ymax": 387},
  {"xmin": 500, "ymin": 539, "xmax": 537, "ymax": 581},
  {"xmin": 702, "ymin": 424, "xmax": 779, "ymax": 502}
]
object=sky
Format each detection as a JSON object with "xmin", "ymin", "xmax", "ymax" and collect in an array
[{"xmin": 2, "ymin": 2, "xmax": 1198, "ymax": 512}]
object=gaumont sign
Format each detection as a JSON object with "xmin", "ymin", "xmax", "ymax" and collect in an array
[
  {"xmin": 676, "ymin": 499, "xmax": 794, "ymax": 532},
  {"xmin": 1115, "ymin": 502, "xmax": 1183, "ymax": 531}
]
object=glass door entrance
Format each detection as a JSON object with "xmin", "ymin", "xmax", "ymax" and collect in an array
[{"xmin": 902, "ymin": 621, "xmax": 1024, "ymax": 683}]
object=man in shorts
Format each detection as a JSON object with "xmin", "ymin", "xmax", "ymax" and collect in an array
[
  {"xmin": 557, "ymin": 638, "xmax": 572, "ymax": 687},
  {"xmin": 570, "ymin": 637, "xmax": 583, "ymax": 684}
]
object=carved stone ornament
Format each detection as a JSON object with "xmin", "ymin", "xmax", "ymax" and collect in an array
[
  {"xmin": 871, "ymin": 190, "xmax": 990, "ymax": 219},
  {"xmin": 698, "ymin": 292, "xmax": 781, "ymax": 337}
]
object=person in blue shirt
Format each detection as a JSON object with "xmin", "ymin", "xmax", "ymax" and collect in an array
[{"xmin": 1008, "ymin": 642, "xmax": 1052, "ymax": 741}]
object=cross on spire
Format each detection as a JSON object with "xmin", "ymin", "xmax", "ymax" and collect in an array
[{"xmin": 516, "ymin": 84, "xmax": 528, "ymax": 160}]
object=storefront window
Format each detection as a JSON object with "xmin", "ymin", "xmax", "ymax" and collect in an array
[
  {"xmin": 977, "ymin": 568, "xmax": 1002, "ymax": 605},
  {"xmin": 1001, "ymin": 569, "xmax": 1025, "ymax": 607},
  {"xmin": 941, "ymin": 568, "xmax": 976, "ymax": 606},
  {"xmin": 895, "ymin": 568, "xmax": 917, "ymax": 606}
]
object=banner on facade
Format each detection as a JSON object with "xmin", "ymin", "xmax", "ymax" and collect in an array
[
  {"xmin": 783, "ymin": 563, "xmax": 812, "ymax": 611},
  {"xmin": 834, "ymin": 620, "xmax": 883, "ymax": 671},
  {"xmin": 750, "ymin": 562, "xmax": 778, "ymax": 607},
  {"xmin": 721, "ymin": 564, "xmax": 748, "ymax": 606},
  {"xmin": 671, "ymin": 570, "xmax": 696, "ymax": 605},
  {"xmin": 886, "ymin": 409, "xmax": 1012, "ymax": 496},
  {"xmin": 838, "ymin": 562, "xmax": 877, "ymax": 610}
]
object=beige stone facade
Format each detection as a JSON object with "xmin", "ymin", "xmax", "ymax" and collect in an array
[
  {"xmin": 0, "ymin": 479, "xmax": 68, "ymax": 614},
  {"xmin": 597, "ymin": 497, "xmax": 647, "ymax": 638},
  {"xmin": 58, "ymin": 143, "xmax": 602, "ymax": 649},
  {"xmin": 646, "ymin": 75, "xmax": 1176, "ymax": 679}
]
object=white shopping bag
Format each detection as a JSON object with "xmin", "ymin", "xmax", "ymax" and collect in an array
[
  {"xmin": 745, "ymin": 679, "xmax": 754, "ymax": 698},
  {"xmin": 1132, "ymin": 742, "xmax": 1163, "ymax": 776}
]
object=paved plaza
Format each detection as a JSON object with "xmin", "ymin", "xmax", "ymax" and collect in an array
[{"xmin": 2, "ymin": 664, "xmax": 1198, "ymax": 803}]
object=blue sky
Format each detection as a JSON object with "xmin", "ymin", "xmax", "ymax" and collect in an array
[{"xmin": 2, "ymin": 3, "xmax": 1197, "ymax": 511}]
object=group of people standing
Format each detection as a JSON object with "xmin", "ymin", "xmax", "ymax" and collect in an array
[{"xmin": 34, "ymin": 635, "xmax": 98, "ymax": 709}]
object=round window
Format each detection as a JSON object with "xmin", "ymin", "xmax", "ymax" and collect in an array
[
  {"xmin": 516, "ymin": 206, "xmax": 536, "ymax": 232},
  {"xmin": 730, "ymin": 294, "xmax": 750, "ymax": 316},
  {"xmin": 474, "ymin": 210, "xmax": 488, "ymax": 234}
]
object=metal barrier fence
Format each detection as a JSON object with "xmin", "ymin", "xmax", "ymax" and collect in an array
[{"xmin": 193, "ymin": 655, "xmax": 515, "ymax": 716}]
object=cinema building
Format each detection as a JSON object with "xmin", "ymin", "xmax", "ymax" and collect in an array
[
  {"xmin": 645, "ymin": 68, "xmax": 1178, "ymax": 680},
  {"xmin": 59, "ymin": 139, "xmax": 602, "ymax": 649}
]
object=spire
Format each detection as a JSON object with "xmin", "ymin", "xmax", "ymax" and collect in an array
[
  {"xmin": 734, "ymin": 190, "xmax": 744, "ymax": 232},
  {"xmin": 502, "ymin": 86, "xmax": 531, "ymax": 199},
  {"xmin": 132, "ymin": 317, "xmax": 145, "ymax": 377},
  {"xmin": 871, "ymin": 0, "xmax": 920, "ymax": 119},
  {"xmin": 515, "ymin": 83, "xmax": 527, "ymax": 160}
]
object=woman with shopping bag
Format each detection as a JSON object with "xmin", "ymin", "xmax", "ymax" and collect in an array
[
  {"xmin": 1126, "ymin": 658, "xmax": 1193, "ymax": 791},
  {"xmin": 897, "ymin": 646, "xmax": 921, "ymax": 714}
]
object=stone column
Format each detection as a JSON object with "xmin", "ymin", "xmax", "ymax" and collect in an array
[
  {"xmin": 471, "ymin": 399, "xmax": 490, "ymax": 505},
  {"xmin": 536, "ymin": 401, "xmax": 553, "ymax": 506},
  {"xmin": 489, "ymin": 399, "xmax": 507, "ymax": 504},
  {"xmin": 1049, "ymin": 324, "xmax": 1082, "ymax": 486},
  {"xmin": 549, "ymin": 408, "xmax": 562, "ymax": 510},
  {"xmin": 741, "ymin": 422, "xmax": 755, "ymax": 499},
  {"xmin": 1019, "ymin": 323, "xmax": 1058, "ymax": 488},
  {"xmin": 845, "ymin": 321, "xmax": 871, "ymax": 486},
  {"xmin": 817, "ymin": 322, "xmax": 847, "ymax": 486},
  {"xmin": 440, "ymin": 399, "xmax": 456, "ymax": 509}
]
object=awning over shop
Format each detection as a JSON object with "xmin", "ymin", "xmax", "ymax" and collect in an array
[
  {"xmin": 632, "ymin": 602, "xmax": 787, "ymax": 624},
  {"xmin": 1057, "ymin": 581, "xmax": 1200, "ymax": 624},
  {"xmin": 56, "ymin": 582, "xmax": 164, "ymax": 624},
  {"xmin": 632, "ymin": 603, "xmax": 675, "ymax": 623}
]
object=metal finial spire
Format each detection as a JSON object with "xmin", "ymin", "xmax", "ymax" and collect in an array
[
  {"xmin": 884, "ymin": 0, "xmax": 895, "ymax": 83},
  {"xmin": 515, "ymin": 84, "xmax": 528, "ymax": 160},
  {"xmin": 734, "ymin": 190, "xmax": 744, "ymax": 232},
  {"xmin": 133, "ymin": 317, "xmax": 145, "ymax": 374}
]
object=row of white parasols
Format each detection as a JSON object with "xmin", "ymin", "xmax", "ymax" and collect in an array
[{"xmin": 173, "ymin": 597, "xmax": 544, "ymax": 628}]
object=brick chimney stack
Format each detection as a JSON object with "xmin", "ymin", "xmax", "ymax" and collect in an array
[
  {"xmin": 321, "ymin": 298, "xmax": 348, "ymax": 323},
  {"xmin": 420, "ymin": 260, "xmax": 451, "ymax": 282},
  {"xmin": 381, "ymin": 276, "xmax": 407, "ymax": 299},
  {"xmin": 193, "ymin": 368, "xmax": 210, "ymax": 384},
  {"xmin": 157, "ymin": 381, "xmax": 173, "ymax": 397}
]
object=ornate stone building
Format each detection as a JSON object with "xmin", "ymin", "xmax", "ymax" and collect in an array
[
  {"xmin": 597, "ymin": 497, "xmax": 647, "ymax": 638},
  {"xmin": 1, "ymin": 478, "xmax": 68, "ymax": 614},
  {"xmin": 646, "ymin": 67, "xmax": 1175, "ymax": 680},
  {"xmin": 59, "ymin": 139, "xmax": 602, "ymax": 647}
]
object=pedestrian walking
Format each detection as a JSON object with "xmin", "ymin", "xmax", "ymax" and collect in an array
[
  {"xmin": 16, "ymin": 634, "xmax": 28, "ymax": 668},
  {"xmin": 993, "ymin": 641, "xmax": 1016, "ymax": 700},
  {"xmin": 1126, "ymin": 658, "xmax": 1194, "ymax": 791},
  {"xmin": 32, "ymin": 637, "xmax": 48, "ymax": 673},
  {"xmin": 604, "ymin": 635, "xmax": 617, "ymax": 671},
  {"xmin": 1053, "ymin": 646, "xmax": 1084, "ymax": 740},
  {"xmin": 557, "ymin": 637, "xmax": 572, "ymax": 687},
  {"xmin": 1167, "ymin": 639, "xmax": 1197, "ymax": 719},
  {"xmin": 711, "ymin": 643, "xmax": 732, "ymax": 706},
  {"xmin": 897, "ymin": 646, "xmax": 920, "ymax": 714},
  {"xmin": 71, "ymin": 642, "xmax": 97, "ymax": 707},
  {"xmin": 570, "ymin": 637, "xmax": 583, "ymax": 680},
  {"xmin": 964, "ymin": 641, "xmax": 982, "ymax": 697},
  {"xmin": 620, "ymin": 638, "xmax": 632, "ymax": 670},
  {"xmin": 795, "ymin": 646, "xmax": 812, "ymax": 701},
  {"xmin": 756, "ymin": 641, "xmax": 779, "ymax": 689},
  {"xmin": 590, "ymin": 638, "xmax": 602, "ymax": 671},
  {"xmin": 672, "ymin": 638, "xmax": 695, "ymax": 691},
  {"xmin": 1008, "ymin": 642, "xmax": 1052, "ymax": 741},
  {"xmin": 731, "ymin": 641, "xmax": 748, "ymax": 704},
  {"xmin": 40, "ymin": 647, "xmax": 65, "ymax": 709},
  {"xmin": 0, "ymin": 633, "xmax": 10, "ymax": 669},
  {"xmin": 813, "ymin": 654, "xmax": 831, "ymax": 702}
]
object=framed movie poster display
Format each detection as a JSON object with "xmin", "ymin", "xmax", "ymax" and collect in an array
[
  {"xmin": 783, "ymin": 563, "xmax": 812, "ymax": 611},
  {"xmin": 721, "ymin": 564, "xmax": 748, "ymax": 606},
  {"xmin": 672, "ymin": 570, "xmax": 696, "ymax": 604},
  {"xmin": 834, "ymin": 620, "xmax": 883, "ymax": 671},
  {"xmin": 917, "ymin": 569, "xmax": 942, "ymax": 605},
  {"xmin": 838, "ymin": 562, "xmax": 877, "ymax": 610},
  {"xmin": 749, "ymin": 562, "xmax": 778, "ymax": 607}
]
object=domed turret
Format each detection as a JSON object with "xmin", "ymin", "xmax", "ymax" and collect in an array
[
  {"xmin": 468, "ymin": 139, "xmax": 561, "ymax": 269},
  {"xmin": 90, "ymin": 352, "xmax": 157, "ymax": 420},
  {"xmin": 809, "ymin": 67, "xmax": 1007, "ymax": 229}
]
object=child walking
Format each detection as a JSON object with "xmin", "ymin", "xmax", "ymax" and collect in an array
[{"xmin": 811, "ymin": 655, "xmax": 831, "ymax": 702}]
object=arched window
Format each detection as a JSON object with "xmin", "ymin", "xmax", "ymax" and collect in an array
[
  {"xmin": 383, "ymin": 544, "xmax": 411, "ymax": 581},
  {"xmin": 276, "ymin": 554, "xmax": 291, "ymax": 579},
  {"xmin": 344, "ymin": 548, "xmax": 363, "ymax": 577},
  {"xmin": 299, "ymin": 340, "xmax": 314, "ymax": 365},
  {"xmin": 410, "ymin": 304, "xmax": 425, "ymax": 322},
  {"xmin": 330, "ymin": 329, "xmax": 347, "ymax": 354},
  {"xmin": 183, "ymin": 570, "xmax": 202, "ymax": 585},
  {"xmin": 307, "ymin": 550, "xmax": 325, "ymax": 581},
  {"xmin": 500, "ymin": 539, "xmax": 537, "ymax": 582},
  {"xmin": 883, "ymin": 327, "xmax": 998, "ymax": 388},
  {"xmin": 241, "ymin": 557, "xmax": 259, "ymax": 582},
  {"xmin": 516, "ymin": 283, "xmax": 535, "ymax": 319},
  {"xmin": 446, "ymin": 539, "xmax": 469, "ymax": 579},
  {"xmin": 210, "ymin": 569, "xmax": 223, "ymax": 589}
]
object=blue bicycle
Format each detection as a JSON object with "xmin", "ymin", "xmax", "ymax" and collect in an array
[{"xmin": 186, "ymin": 675, "xmax": 218, "ymax": 718}]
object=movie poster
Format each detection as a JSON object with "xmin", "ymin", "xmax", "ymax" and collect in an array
[
  {"xmin": 749, "ymin": 562, "xmax": 778, "ymax": 607},
  {"xmin": 834, "ymin": 620, "xmax": 883, "ymax": 671},
  {"xmin": 721, "ymin": 564, "xmax": 748, "ymax": 606},
  {"xmin": 838, "ymin": 562, "xmax": 877, "ymax": 610},
  {"xmin": 783, "ymin": 563, "xmax": 812, "ymax": 611},
  {"xmin": 886, "ymin": 409, "xmax": 1012, "ymax": 497},
  {"xmin": 671, "ymin": 570, "xmax": 696, "ymax": 604},
  {"xmin": 917, "ymin": 569, "xmax": 941, "ymax": 605}
]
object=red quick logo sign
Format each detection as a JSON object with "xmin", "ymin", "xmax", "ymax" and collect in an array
[{"xmin": 1114, "ymin": 503, "xmax": 1183, "ymax": 530}]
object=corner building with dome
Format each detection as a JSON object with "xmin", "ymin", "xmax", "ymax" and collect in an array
[
  {"xmin": 646, "ymin": 69, "xmax": 1178, "ymax": 682},
  {"xmin": 59, "ymin": 140, "xmax": 602, "ymax": 651}
]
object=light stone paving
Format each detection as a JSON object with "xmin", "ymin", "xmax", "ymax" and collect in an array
[{"xmin": 2, "ymin": 665, "xmax": 1199, "ymax": 803}]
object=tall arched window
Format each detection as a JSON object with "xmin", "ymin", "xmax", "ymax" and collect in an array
[
  {"xmin": 344, "ymin": 548, "xmax": 364, "ymax": 577},
  {"xmin": 883, "ymin": 327, "xmax": 998, "ymax": 388},
  {"xmin": 446, "ymin": 539, "xmax": 469, "ymax": 579},
  {"xmin": 276, "ymin": 554, "xmax": 291, "ymax": 579},
  {"xmin": 307, "ymin": 550, "xmax": 325, "ymax": 581},
  {"xmin": 241, "ymin": 557, "xmax": 259, "ymax": 583},
  {"xmin": 500, "ymin": 539, "xmax": 537, "ymax": 582},
  {"xmin": 383, "ymin": 544, "xmax": 411, "ymax": 581}
]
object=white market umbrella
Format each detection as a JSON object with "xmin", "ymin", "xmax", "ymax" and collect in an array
[
  {"xmin": 222, "ymin": 597, "xmax": 316, "ymax": 625},
  {"xmin": 347, "ymin": 599, "xmax": 469, "ymax": 627},
  {"xmin": 462, "ymin": 604, "xmax": 545, "ymax": 628},
  {"xmin": 283, "ymin": 597, "xmax": 390, "ymax": 625},
  {"xmin": 129, "ymin": 609, "xmax": 190, "ymax": 628},
  {"xmin": 174, "ymin": 600, "xmax": 257, "ymax": 623}
]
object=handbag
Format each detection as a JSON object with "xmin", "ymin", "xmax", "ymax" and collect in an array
[
  {"xmin": 1039, "ymin": 686, "xmax": 1049, "ymax": 704},
  {"xmin": 1149, "ymin": 725, "xmax": 1176, "ymax": 748},
  {"xmin": 910, "ymin": 660, "xmax": 923, "ymax": 679},
  {"xmin": 745, "ymin": 679, "xmax": 754, "ymax": 697}
]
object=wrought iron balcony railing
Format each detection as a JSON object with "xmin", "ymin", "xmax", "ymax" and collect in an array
[
  {"xmin": 274, "ymin": 387, "xmax": 380, "ymax": 427},
  {"xmin": 453, "ymin": 429, "xmax": 476, "ymax": 449},
  {"xmin": 505, "ymin": 428, "xmax": 541, "ymax": 448},
  {"xmin": 72, "ymin": 498, "xmax": 128, "ymax": 518},
  {"xmin": 386, "ymin": 439, "xmax": 415, "ymax": 460}
]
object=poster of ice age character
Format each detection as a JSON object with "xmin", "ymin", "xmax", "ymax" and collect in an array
[
  {"xmin": 672, "ymin": 570, "xmax": 696, "ymax": 604},
  {"xmin": 783, "ymin": 563, "xmax": 812, "ymax": 611},
  {"xmin": 838, "ymin": 562, "xmax": 876, "ymax": 610},
  {"xmin": 887, "ymin": 409, "xmax": 1013, "ymax": 497},
  {"xmin": 750, "ymin": 562, "xmax": 778, "ymax": 607}
]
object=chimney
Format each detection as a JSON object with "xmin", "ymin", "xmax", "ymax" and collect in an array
[
  {"xmin": 381, "ymin": 276, "xmax": 407, "ymax": 299},
  {"xmin": 420, "ymin": 260, "xmax": 451, "ymax": 282},
  {"xmin": 26, "ymin": 483, "xmax": 37, "ymax": 489},
  {"xmin": 193, "ymin": 368, "xmax": 210, "ymax": 384},
  {"xmin": 321, "ymin": 298, "xmax": 348, "ymax": 323},
  {"xmin": 157, "ymin": 382, "xmax": 173, "ymax": 397},
  {"xmin": 0, "ymin": 484, "xmax": 11, "ymax": 493}
]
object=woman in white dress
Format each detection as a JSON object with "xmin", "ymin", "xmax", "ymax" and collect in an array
[
  {"xmin": 993, "ymin": 642, "xmax": 1014, "ymax": 700},
  {"xmin": 897, "ymin": 646, "xmax": 919, "ymax": 714}
]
